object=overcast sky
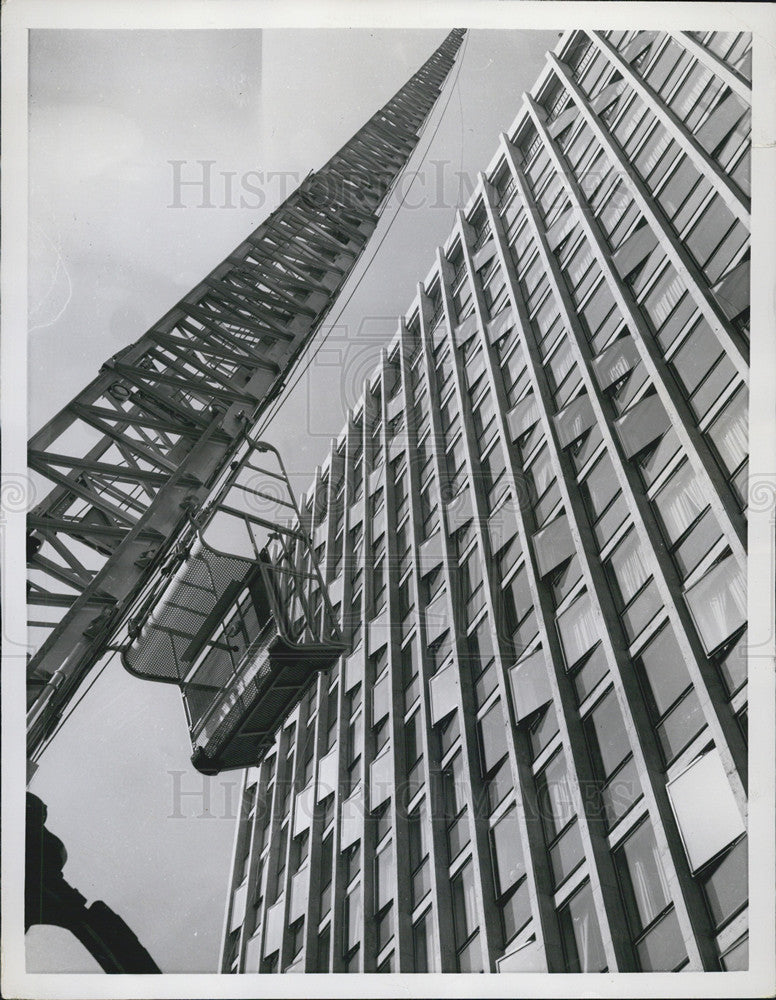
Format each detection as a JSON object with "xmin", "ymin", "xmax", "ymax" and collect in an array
[{"xmin": 26, "ymin": 26, "xmax": 558, "ymax": 973}]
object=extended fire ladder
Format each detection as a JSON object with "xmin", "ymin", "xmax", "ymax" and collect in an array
[
  {"xmin": 26, "ymin": 29, "xmax": 466, "ymax": 765},
  {"xmin": 23, "ymin": 29, "xmax": 466, "ymax": 975}
]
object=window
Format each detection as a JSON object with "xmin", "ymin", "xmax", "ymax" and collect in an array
[
  {"xmin": 685, "ymin": 197, "xmax": 747, "ymax": 284},
  {"xmin": 401, "ymin": 639, "xmax": 421, "ymax": 711},
  {"xmin": 501, "ymin": 564, "xmax": 537, "ymax": 660},
  {"xmin": 580, "ymin": 281, "xmax": 621, "ymax": 352},
  {"xmin": 614, "ymin": 819, "xmax": 688, "ymax": 970},
  {"xmin": 319, "ymin": 834, "xmax": 333, "ymax": 917},
  {"xmin": 670, "ymin": 319, "xmax": 732, "ymax": 416},
  {"xmin": 413, "ymin": 909, "xmax": 439, "ymax": 972},
  {"xmin": 479, "ymin": 701, "xmax": 509, "ymax": 779},
  {"xmin": 550, "ymin": 553, "xmax": 582, "ymax": 608},
  {"xmin": 714, "ymin": 627, "xmax": 747, "ymax": 697},
  {"xmin": 558, "ymin": 881, "xmax": 607, "ymax": 972},
  {"xmin": 536, "ymin": 750, "xmax": 584, "ymax": 887},
  {"xmin": 490, "ymin": 806, "xmax": 531, "ymax": 945},
  {"xmin": 642, "ymin": 263, "xmax": 686, "ymax": 333},
  {"xmin": 699, "ymin": 837, "xmax": 747, "ymax": 930},
  {"xmin": 707, "ymin": 387, "xmax": 748, "ymax": 505},
  {"xmin": 606, "ymin": 530, "xmax": 662, "ymax": 641},
  {"xmin": 557, "ymin": 592, "xmax": 599, "ymax": 670},
  {"xmin": 346, "ymin": 686, "xmax": 363, "ymax": 794},
  {"xmin": 654, "ymin": 461, "xmax": 723, "ymax": 578},
  {"xmin": 438, "ymin": 709, "xmax": 461, "ymax": 757},
  {"xmin": 581, "ymin": 452, "xmax": 627, "ymax": 547},
  {"xmin": 720, "ymin": 934, "xmax": 748, "ymax": 972},
  {"xmin": 635, "ymin": 625, "xmax": 705, "ymax": 763},
  {"xmin": 685, "ymin": 553, "xmax": 746, "ymax": 655},
  {"xmin": 529, "ymin": 701, "xmax": 560, "ymax": 759},
  {"xmin": 443, "ymin": 752, "xmax": 470, "ymax": 861},
  {"xmin": 459, "ymin": 547, "xmax": 486, "ymax": 623},
  {"xmin": 636, "ymin": 427, "xmax": 681, "ymax": 488},
  {"xmin": 287, "ymin": 918, "xmax": 305, "ymax": 964},
  {"xmin": 374, "ymin": 840, "xmax": 394, "ymax": 915},
  {"xmin": 666, "ymin": 748, "xmax": 745, "ymax": 872},
  {"xmin": 583, "ymin": 687, "xmax": 642, "ymax": 827},
  {"xmin": 546, "ymin": 338, "xmax": 580, "ymax": 406},
  {"xmin": 451, "ymin": 860, "xmax": 484, "ymax": 972},
  {"xmin": 478, "ymin": 442, "xmax": 510, "ymax": 513},
  {"xmin": 405, "ymin": 709, "xmax": 425, "ymax": 797},
  {"xmin": 468, "ymin": 619, "xmax": 498, "ymax": 708},
  {"xmin": 343, "ymin": 884, "xmax": 362, "ymax": 955},
  {"xmin": 409, "ymin": 802, "xmax": 431, "ymax": 908},
  {"xmin": 290, "ymin": 830, "xmax": 309, "ymax": 874},
  {"xmin": 316, "ymin": 926, "xmax": 330, "ymax": 972}
]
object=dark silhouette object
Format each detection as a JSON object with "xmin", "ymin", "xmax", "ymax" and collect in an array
[{"xmin": 25, "ymin": 793, "xmax": 160, "ymax": 973}]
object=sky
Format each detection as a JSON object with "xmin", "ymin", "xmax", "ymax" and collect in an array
[{"xmin": 25, "ymin": 26, "xmax": 558, "ymax": 973}]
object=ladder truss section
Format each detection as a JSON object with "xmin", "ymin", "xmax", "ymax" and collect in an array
[{"xmin": 26, "ymin": 29, "xmax": 466, "ymax": 757}]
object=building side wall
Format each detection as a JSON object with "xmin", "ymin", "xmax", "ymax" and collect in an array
[{"xmin": 222, "ymin": 28, "xmax": 751, "ymax": 974}]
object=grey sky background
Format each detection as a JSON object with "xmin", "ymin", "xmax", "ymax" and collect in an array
[{"xmin": 26, "ymin": 27, "xmax": 558, "ymax": 973}]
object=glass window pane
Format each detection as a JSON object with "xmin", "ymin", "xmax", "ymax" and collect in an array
[
  {"xmin": 412, "ymin": 858, "xmax": 431, "ymax": 907},
  {"xmin": 584, "ymin": 687, "xmax": 632, "ymax": 778},
  {"xmin": 451, "ymin": 860, "xmax": 478, "ymax": 946},
  {"xmin": 479, "ymin": 701, "xmax": 509, "ymax": 774},
  {"xmin": 377, "ymin": 905, "xmax": 394, "ymax": 950},
  {"xmin": 538, "ymin": 750, "xmax": 576, "ymax": 837},
  {"xmin": 557, "ymin": 592, "xmax": 599, "ymax": 668},
  {"xmin": 716, "ymin": 628, "xmax": 747, "ymax": 695},
  {"xmin": 667, "ymin": 749, "xmax": 745, "ymax": 871},
  {"xmin": 671, "ymin": 320, "xmax": 721, "ymax": 394},
  {"xmin": 608, "ymin": 530, "xmax": 651, "ymax": 606},
  {"xmin": 637, "ymin": 428, "xmax": 681, "ymax": 487},
  {"xmin": 474, "ymin": 660, "xmax": 499, "ymax": 707},
  {"xmin": 529, "ymin": 702, "xmax": 560, "ymax": 758},
  {"xmin": 457, "ymin": 932, "xmax": 484, "ymax": 972},
  {"xmin": 581, "ymin": 453, "xmax": 619, "ymax": 519},
  {"xmin": 673, "ymin": 506, "xmax": 723, "ymax": 578},
  {"xmin": 581, "ymin": 454, "xmax": 620, "ymax": 518},
  {"xmin": 344, "ymin": 885, "xmax": 362, "ymax": 952},
  {"xmin": 375, "ymin": 842, "xmax": 394, "ymax": 911},
  {"xmin": 635, "ymin": 907, "xmax": 687, "ymax": 971},
  {"xmin": 487, "ymin": 757, "xmax": 514, "ymax": 812},
  {"xmin": 448, "ymin": 812, "xmax": 471, "ymax": 861},
  {"xmin": 657, "ymin": 688, "xmax": 705, "ymax": 761},
  {"xmin": 573, "ymin": 643, "xmax": 609, "ymax": 701},
  {"xmin": 707, "ymin": 387, "xmax": 748, "ymax": 475},
  {"xmin": 601, "ymin": 754, "xmax": 643, "ymax": 826},
  {"xmin": 637, "ymin": 625, "xmax": 692, "ymax": 716},
  {"xmin": 502, "ymin": 878, "xmax": 532, "ymax": 943},
  {"xmin": 653, "ymin": 461, "xmax": 709, "ymax": 544},
  {"xmin": 491, "ymin": 806, "xmax": 525, "ymax": 895},
  {"xmin": 700, "ymin": 837, "xmax": 747, "ymax": 928},
  {"xmin": 559, "ymin": 881, "xmax": 608, "ymax": 972},
  {"xmin": 550, "ymin": 820, "xmax": 585, "ymax": 886},
  {"xmin": 616, "ymin": 820, "xmax": 671, "ymax": 932},
  {"xmin": 413, "ymin": 910, "xmax": 438, "ymax": 973},
  {"xmin": 643, "ymin": 264, "xmax": 686, "ymax": 330},
  {"xmin": 721, "ymin": 935, "xmax": 748, "ymax": 972},
  {"xmin": 685, "ymin": 554, "xmax": 746, "ymax": 654},
  {"xmin": 621, "ymin": 579, "xmax": 662, "ymax": 641}
]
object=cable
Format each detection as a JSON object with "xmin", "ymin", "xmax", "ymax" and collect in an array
[
  {"xmin": 254, "ymin": 30, "xmax": 471, "ymax": 437},
  {"xmin": 35, "ymin": 649, "xmax": 119, "ymax": 761}
]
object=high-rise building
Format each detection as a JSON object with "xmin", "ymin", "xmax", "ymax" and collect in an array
[{"xmin": 218, "ymin": 28, "xmax": 751, "ymax": 973}]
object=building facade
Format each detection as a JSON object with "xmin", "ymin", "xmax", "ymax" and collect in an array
[{"xmin": 220, "ymin": 28, "xmax": 751, "ymax": 974}]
